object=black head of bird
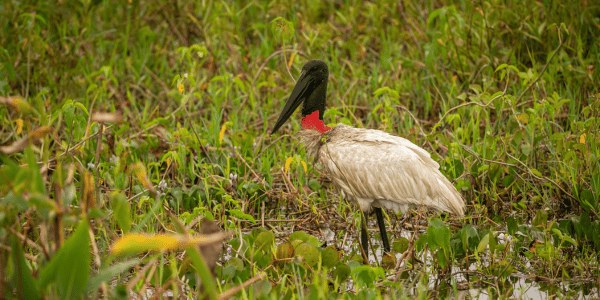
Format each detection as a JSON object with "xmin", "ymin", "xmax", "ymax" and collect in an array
[{"xmin": 271, "ymin": 60, "xmax": 329, "ymax": 134}]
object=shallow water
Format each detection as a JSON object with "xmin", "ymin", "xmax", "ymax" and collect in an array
[{"xmin": 332, "ymin": 219, "xmax": 598, "ymax": 299}]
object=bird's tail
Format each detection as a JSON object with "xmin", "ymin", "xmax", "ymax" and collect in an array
[{"xmin": 436, "ymin": 175, "xmax": 465, "ymax": 217}]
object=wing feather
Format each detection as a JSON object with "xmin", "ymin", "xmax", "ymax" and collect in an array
[{"xmin": 318, "ymin": 125, "xmax": 464, "ymax": 216}]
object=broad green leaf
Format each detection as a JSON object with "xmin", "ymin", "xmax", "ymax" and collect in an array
[
  {"xmin": 476, "ymin": 233, "xmax": 490, "ymax": 255},
  {"xmin": 373, "ymin": 86, "xmax": 399, "ymax": 98},
  {"xmin": 351, "ymin": 265, "xmax": 385, "ymax": 288},
  {"xmin": 289, "ymin": 231, "xmax": 320, "ymax": 247},
  {"xmin": 459, "ymin": 224, "xmax": 478, "ymax": 252},
  {"xmin": 294, "ymin": 242, "xmax": 320, "ymax": 267},
  {"xmin": 552, "ymin": 228, "xmax": 578, "ymax": 247},
  {"xmin": 10, "ymin": 237, "xmax": 40, "ymax": 300},
  {"xmin": 228, "ymin": 209, "xmax": 256, "ymax": 224},
  {"xmin": 255, "ymin": 231, "xmax": 275, "ymax": 252},
  {"xmin": 25, "ymin": 147, "xmax": 46, "ymax": 195},
  {"xmin": 321, "ymin": 246, "xmax": 340, "ymax": 268},
  {"xmin": 110, "ymin": 191, "xmax": 131, "ymax": 233},
  {"xmin": 392, "ymin": 237, "xmax": 410, "ymax": 253},
  {"xmin": 426, "ymin": 219, "xmax": 451, "ymax": 252},
  {"xmin": 436, "ymin": 249, "xmax": 448, "ymax": 268},
  {"xmin": 38, "ymin": 220, "xmax": 91, "ymax": 299},
  {"xmin": 275, "ymin": 242, "xmax": 294, "ymax": 260},
  {"xmin": 334, "ymin": 263, "xmax": 351, "ymax": 283}
]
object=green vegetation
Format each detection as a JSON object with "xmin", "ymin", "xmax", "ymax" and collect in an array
[{"xmin": 1, "ymin": 0, "xmax": 598, "ymax": 299}]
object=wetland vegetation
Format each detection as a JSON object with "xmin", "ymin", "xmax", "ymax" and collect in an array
[{"xmin": 0, "ymin": 1, "xmax": 598, "ymax": 299}]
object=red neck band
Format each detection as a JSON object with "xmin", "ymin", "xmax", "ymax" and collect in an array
[{"xmin": 301, "ymin": 110, "xmax": 331, "ymax": 134}]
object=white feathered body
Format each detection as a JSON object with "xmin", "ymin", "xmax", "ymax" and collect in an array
[{"xmin": 299, "ymin": 124, "xmax": 465, "ymax": 216}]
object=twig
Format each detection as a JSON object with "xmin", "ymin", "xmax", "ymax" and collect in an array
[
  {"xmin": 38, "ymin": 125, "xmax": 114, "ymax": 165},
  {"xmin": 514, "ymin": 33, "xmax": 565, "ymax": 104},
  {"xmin": 431, "ymin": 92, "xmax": 501, "ymax": 136},
  {"xmin": 396, "ymin": 105, "xmax": 427, "ymax": 138},
  {"xmin": 127, "ymin": 260, "xmax": 156, "ymax": 293},
  {"xmin": 253, "ymin": 48, "xmax": 306, "ymax": 84},
  {"xmin": 395, "ymin": 105, "xmax": 433, "ymax": 149},
  {"xmin": 88, "ymin": 226, "xmax": 101, "ymax": 268},
  {"xmin": 0, "ymin": 126, "xmax": 52, "ymax": 154},
  {"xmin": 232, "ymin": 147, "xmax": 266, "ymax": 185},
  {"xmin": 88, "ymin": 224, "xmax": 108, "ymax": 297},
  {"xmin": 218, "ymin": 273, "xmax": 266, "ymax": 300},
  {"xmin": 240, "ymin": 218, "xmax": 305, "ymax": 223},
  {"xmin": 261, "ymin": 201, "xmax": 265, "ymax": 228},
  {"xmin": 0, "ymin": 244, "xmax": 38, "ymax": 262},
  {"xmin": 10, "ymin": 226, "xmax": 46, "ymax": 255},
  {"xmin": 505, "ymin": 151, "xmax": 578, "ymax": 203},
  {"xmin": 393, "ymin": 216, "xmax": 420, "ymax": 278},
  {"xmin": 281, "ymin": 45, "xmax": 296, "ymax": 82},
  {"xmin": 458, "ymin": 143, "xmax": 517, "ymax": 167}
]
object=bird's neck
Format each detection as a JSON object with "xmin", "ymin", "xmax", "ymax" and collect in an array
[{"xmin": 301, "ymin": 110, "xmax": 331, "ymax": 134}]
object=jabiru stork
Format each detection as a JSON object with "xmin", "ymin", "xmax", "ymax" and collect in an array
[{"xmin": 271, "ymin": 60, "xmax": 465, "ymax": 259}]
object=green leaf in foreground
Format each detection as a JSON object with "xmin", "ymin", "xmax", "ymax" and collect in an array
[
  {"xmin": 275, "ymin": 242, "xmax": 295, "ymax": 260},
  {"xmin": 289, "ymin": 231, "xmax": 321, "ymax": 247},
  {"xmin": 38, "ymin": 219, "xmax": 91, "ymax": 299},
  {"xmin": 10, "ymin": 237, "xmax": 40, "ymax": 300},
  {"xmin": 229, "ymin": 209, "xmax": 256, "ymax": 224},
  {"xmin": 294, "ymin": 242, "xmax": 320, "ymax": 267},
  {"xmin": 255, "ymin": 230, "xmax": 275, "ymax": 252},
  {"xmin": 87, "ymin": 259, "xmax": 140, "ymax": 293},
  {"xmin": 110, "ymin": 191, "xmax": 131, "ymax": 233},
  {"xmin": 187, "ymin": 247, "xmax": 218, "ymax": 300},
  {"xmin": 321, "ymin": 246, "xmax": 340, "ymax": 268}
]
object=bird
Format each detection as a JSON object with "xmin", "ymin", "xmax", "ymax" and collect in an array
[{"xmin": 271, "ymin": 60, "xmax": 465, "ymax": 260}]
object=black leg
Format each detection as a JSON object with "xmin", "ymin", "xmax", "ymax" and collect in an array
[
  {"xmin": 374, "ymin": 207, "xmax": 390, "ymax": 253},
  {"xmin": 360, "ymin": 212, "xmax": 369, "ymax": 262}
]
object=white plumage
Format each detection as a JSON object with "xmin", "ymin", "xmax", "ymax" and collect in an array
[
  {"xmin": 271, "ymin": 59, "xmax": 465, "ymax": 258},
  {"xmin": 299, "ymin": 124, "xmax": 465, "ymax": 216}
]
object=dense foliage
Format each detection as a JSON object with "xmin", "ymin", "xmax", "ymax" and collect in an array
[{"xmin": 1, "ymin": 1, "xmax": 598, "ymax": 299}]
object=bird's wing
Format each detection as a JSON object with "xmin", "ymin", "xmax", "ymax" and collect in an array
[{"xmin": 318, "ymin": 125, "xmax": 464, "ymax": 216}]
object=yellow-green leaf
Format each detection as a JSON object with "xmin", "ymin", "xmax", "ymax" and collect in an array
[
  {"xmin": 130, "ymin": 162, "xmax": 156, "ymax": 194},
  {"xmin": 219, "ymin": 122, "xmax": 231, "ymax": 144},
  {"xmin": 110, "ymin": 191, "xmax": 131, "ymax": 233},
  {"xmin": 15, "ymin": 118, "xmax": 23, "ymax": 134},
  {"xmin": 284, "ymin": 157, "xmax": 293, "ymax": 173},
  {"xmin": 300, "ymin": 160, "xmax": 308, "ymax": 173},
  {"xmin": 111, "ymin": 232, "xmax": 231, "ymax": 257},
  {"xmin": 476, "ymin": 232, "xmax": 490, "ymax": 254},
  {"xmin": 111, "ymin": 233, "xmax": 179, "ymax": 256}
]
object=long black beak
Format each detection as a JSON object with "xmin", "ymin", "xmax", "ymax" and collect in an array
[{"xmin": 271, "ymin": 71, "xmax": 314, "ymax": 134}]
